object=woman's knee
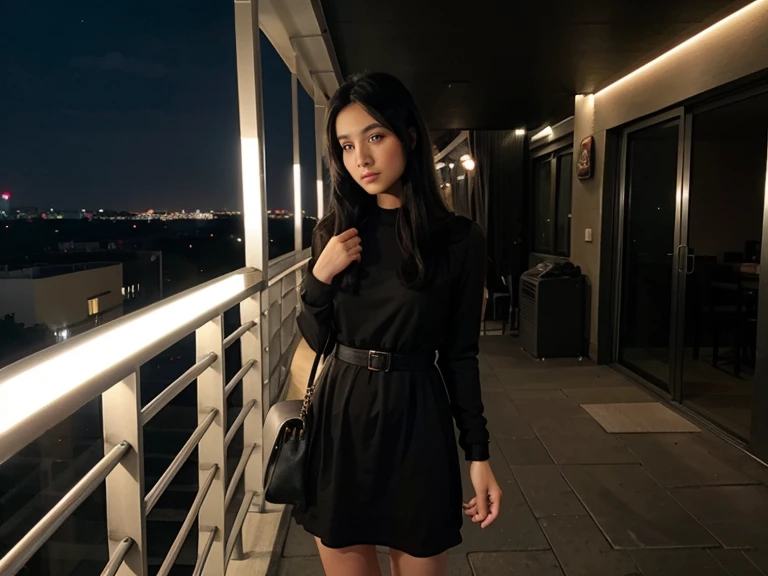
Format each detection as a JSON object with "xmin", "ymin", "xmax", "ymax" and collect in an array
[
  {"xmin": 314, "ymin": 537, "xmax": 382, "ymax": 576},
  {"xmin": 389, "ymin": 548, "xmax": 448, "ymax": 576}
]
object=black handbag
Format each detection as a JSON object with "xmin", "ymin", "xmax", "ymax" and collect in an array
[{"xmin": 263, "ymin": 343, "xmax": 325, "ymax": 506}]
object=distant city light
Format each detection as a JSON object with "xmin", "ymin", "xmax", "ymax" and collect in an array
[
  {"xmin": 1, "ymin": 192, "xmax": 10, "ymax": 201},
  {"xmin": 99, "ymin": 209, "xmax": 104, "ymax": 213},
  {"xmin": 237, "ymin": 238, "xmax": 242, "ymax": 243}
]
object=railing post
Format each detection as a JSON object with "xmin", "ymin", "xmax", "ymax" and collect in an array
[
  {"xmin": 292, "ymin": 72, "xmax": 302, "ymax": 252},
  {"xmin": 240, "ymin": 289, "xmax": 266, "ymax": 512},
  {"xmin": 102, "ymin": 370, "xmax": 147, "ymax": 576},
  {"xmin": 196, "ymin": 315, "xmax": 227, "ymax": 574}
]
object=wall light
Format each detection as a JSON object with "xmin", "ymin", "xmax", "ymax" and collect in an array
[
  {"xmin": 531, "ymin": 126, "xmax": 553, "ymax": 142},
  {"xmin": 435, "ymin": 162, "xmax": 446, "ymax": 170},
  {"xmin": 460, "ymin": 154, "xmax": 475, "ymax": 171},
  {"xmin": 515, "ymin": 128, "xmax": 527, "ymax": 136},
  {"xmin": 596, "ymin": 0, "xmax": 768, "ymax": 97}
]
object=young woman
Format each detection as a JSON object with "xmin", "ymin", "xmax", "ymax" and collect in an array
[{"xmin": 295, "ymin": 72, "xmax": 502, "ymax": 576}]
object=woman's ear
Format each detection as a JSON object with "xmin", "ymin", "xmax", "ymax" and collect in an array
[{"xmin": 408, "ymin": 128, "xmax": 417, "ymax": 149}]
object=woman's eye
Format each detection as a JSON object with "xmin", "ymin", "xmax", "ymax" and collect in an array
[
  {"xmin": 341, "ymin": 143, "xmax": 353, "ymax": 151},
  {"xmin": 369, "ymin": 134, "xmax": 383, "ymax": 143}
]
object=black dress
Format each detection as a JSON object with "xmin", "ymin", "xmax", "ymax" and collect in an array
[{"xmin": 294, "ymin": 205, "xmax": 491, "ymax": 558}]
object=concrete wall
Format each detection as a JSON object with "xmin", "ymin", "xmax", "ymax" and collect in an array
[
  {"xmin": 0, "ymin": 279, "xmax": 36, "ymax": 326},
  {"xmin": 570, "ymin": 0, "xmax": 768, "ymax": 359},
  {"xmin": 32, "ymin": 264, "xmax": 123, "ymax": 330},
  {"xmin": 571, "ymin": 96, "xmax": 606, "ymax": 359}
]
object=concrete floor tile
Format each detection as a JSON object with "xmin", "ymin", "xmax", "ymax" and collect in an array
[
  {"xmin": 512, "ymin": 466, "xmax": 585, "ymax": 518},
  {"xmin": 497, "ymin": 436, "xmax": 554, "ymax": 466},
  {"xmin": 670, "ymin": 486, "xmax": 768, "ymax": 548},
  {"xmin": 539, "ymin": 515, "xmax": 641, "ymax": 576},
  {"xmin": 482, "ymin": 390, "xmax": 536, "ymax": 439},
  {"xmin": 283, "ymin": 519, "xmax": 318, "ymax": 557},
  {"xmin": 561, "ymin": 465, "xmax": 718, "ymax": 549},
  {"xmin": 469, "ymin": 551, "xmax": 564, "ymax": 575},
  {"xmin": 503, "ymin": 389, "xmax": 569, "ymax": 400},
  {"xmin": 617, "ymin": 433, "xmax": 758, "ymax": 487},
  {"xmin": 708, "ymin": 549, "xmax": 766, "ymax": 576},
  {"xmin": 562, "ymin": 386, "xmax": 655, "ymax": 404},
  {"xmin": 631, "ymin": 549, "xmax": 730, "ymax": 575},
  {"xmin": 531, "ymin": 417, "xmax": 639, "ymax": 465}
]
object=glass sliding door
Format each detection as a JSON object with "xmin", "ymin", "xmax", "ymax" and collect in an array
[
  {"xmin": 680, "ymin": 90, "xmax": 768, "ymax": 440},
  {"xmin": 617, "ymin": 114, "xmax": 684, "ymax": 393}
]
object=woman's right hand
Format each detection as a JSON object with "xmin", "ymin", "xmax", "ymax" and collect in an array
[{"xmin": 312, "ymin": 228, "xmax": 362, "ymax": 285}]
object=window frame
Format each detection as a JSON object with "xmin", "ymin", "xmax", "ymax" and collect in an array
[{"xmin": 530, "ymin": 143, "xmax": 574, "ymax": 257}]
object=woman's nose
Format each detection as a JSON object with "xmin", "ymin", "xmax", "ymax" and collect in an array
[{"xmin": 356, "ymin": 147, "xmax": 372, "ymax": 167}]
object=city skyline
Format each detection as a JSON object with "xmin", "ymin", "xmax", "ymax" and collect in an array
[{"xmin": 1, "ymin": 0, "xmax": 317, "ymax": 214}]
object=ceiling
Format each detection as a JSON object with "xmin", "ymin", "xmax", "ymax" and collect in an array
[{"xmin": 316, "ymin": 0, "xmax": 754, "ymax": 130}]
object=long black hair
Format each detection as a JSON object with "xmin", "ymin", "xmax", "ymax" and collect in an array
[{"xmin": 314, "ymin": 72, "xmax": 452, "ymax": 291}]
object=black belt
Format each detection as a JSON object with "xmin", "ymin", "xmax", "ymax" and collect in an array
[{"xmin": 335, "ymin": 344, "xmax": 436, "ymax": 372}]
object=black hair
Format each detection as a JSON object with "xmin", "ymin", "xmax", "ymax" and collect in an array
[{"xmin": 313, "ymin": 72, "xmax": 452, "ymax": 291}]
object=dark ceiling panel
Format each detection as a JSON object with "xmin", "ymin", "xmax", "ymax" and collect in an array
[{"xmin": 318, "ymin": 0, "xmax": 753, "ymax": 129}]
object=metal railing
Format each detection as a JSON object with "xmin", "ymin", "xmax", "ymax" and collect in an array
[{"xmin": 0, "ymin": 252, "xmax": 310, "ymax": 575}]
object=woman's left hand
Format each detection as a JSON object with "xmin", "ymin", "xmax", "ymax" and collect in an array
[{"xmin": 463, "ymin": 461, "xmax": 502, "ymax": 529}]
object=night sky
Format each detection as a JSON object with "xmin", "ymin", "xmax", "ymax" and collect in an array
[{"xmin": 1, "ymin": 0, "xmax": 317, "ymax": 213}]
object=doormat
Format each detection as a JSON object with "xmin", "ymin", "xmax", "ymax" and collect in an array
[{"xmin": 582, "ymin": 402, "xmax": 701, "ymax": 433}]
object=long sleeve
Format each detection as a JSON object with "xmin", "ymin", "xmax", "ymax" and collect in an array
[
  {"xmin": 437, "ymin": 220, "xmax": 491, "ymax": 461},
  {"xmin": 297, "ymin": 256, "xmax": 335, "ymax": 356}
]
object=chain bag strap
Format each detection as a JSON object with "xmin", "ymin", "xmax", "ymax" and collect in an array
[{"xmin": 263, "ymin": 329, "xmax": 331, "ymax": 506}]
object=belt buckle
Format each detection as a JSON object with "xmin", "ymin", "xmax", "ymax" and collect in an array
[{"xmin": 367, "ymin": 350, "xmax": 392, "ymax": 372}]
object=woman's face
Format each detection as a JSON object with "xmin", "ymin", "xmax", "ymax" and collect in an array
[{"xmin": 335, "ymin": 103, "xmax": 407, "ymax": 198}]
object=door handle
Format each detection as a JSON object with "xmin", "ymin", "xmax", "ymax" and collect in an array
[{"xmin": 676, "ymin": 245, "xmax": 686, "ymax": 273}]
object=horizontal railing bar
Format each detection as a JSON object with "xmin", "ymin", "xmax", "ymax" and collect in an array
[
  {"xmin": 225, "ymin": 491, "xmax": 255, "ymax": 568},
  {"xmin": 225, "ymin": 444, "xmax": 256, "ymax": 509},
  {"xmin": 225, "ymin": 359, "xmax": 256, "ymax": 399},
  {"xmin": 0, "ymin": 442, "xmax": 130, "ymax": 576},
  {"xmin": 100, "ymin": 537, "xmax": 134, "ymax": 576},
  {"xmin": 225, "ymin": 400, "xmax": 256, "ymax": 450},
  {"xmin": 267, "ymin": 256, "xmax": 310, "ymax": 287},
  {"xmin": 192, "ymin": 527, "xmax": 218, "ymax": 576},
  {"xmin": 141, "ymin": 353, "xmax": 218, "ymax": 425},
  {"xmin": 223, "ymin": 320, "xmax": 257, "ymax": 350},
  {"xmin": 157, "ymin": 465, "xmax": 218, "ymax": 576},
  {"xmin": 267, "ymin": 248, "xmax": 310, "ymax": 281},
  {"xmin": 145, "ymin": 409, "xmax": 218, "ymax": 514},
  {"xmin": 0, "ymin": 267, "xmax": 263, "ymax": 466}
]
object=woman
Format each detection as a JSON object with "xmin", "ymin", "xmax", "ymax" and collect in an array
[{"xmin": 296, "ymin": 72, "xmax": 502, "ymax": 576}]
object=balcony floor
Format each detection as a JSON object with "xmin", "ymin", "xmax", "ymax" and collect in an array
[{"xmin": 237, "ymin": 336, "xmax": 768, "ymax": 575}]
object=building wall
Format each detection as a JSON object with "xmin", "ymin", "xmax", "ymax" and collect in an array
[
  {"xmin": 570, "ymin": 0, "xmax": 768, "ymax": 358},
  {"xmin": 0, "ymin": 279, "xmax": 36, "ymax": 326},
  {"xmin": 32, "ymin": 264, "xmax": 123, "ymax": 330},
  {"xmin": 571, "ymin": 96, "xmax": 606, "ymax": 359}
]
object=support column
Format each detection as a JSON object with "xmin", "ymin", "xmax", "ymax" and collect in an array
[
  {"xmin": 196, "ymin": 316, "xmax": 227, "ymax": 574},
  {"xmin": 102, "ymin": 371, "xmax": 147, "ymax": 576},
  {"xmin": 292, "ymin": 73, "xmax": 302, "ymax": 251},
  {"xmin": 233, "ymin": 0, "xmax": 268, "ymax": 271},
  {"xmin": 315, "ymin": 103, "xmax": 326, "ymax": 219}
]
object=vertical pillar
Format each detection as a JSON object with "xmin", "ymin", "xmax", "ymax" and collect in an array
[
  {"xmin": 233, "ymin": 0, "xmax": 268, "ymax": 271},
  {"xmin": 196, "ymin": 316, "xmax": 227, "ymax": 574},
  {"xmin": 102, "ymin": 371, "xmax": 147, "ymax": 576},
  {"xmin": 240, "ymin": 287, "xmax": 265, "ymax": 512},
  {"xmin": 315, "ymin": 104, "xmax": 326, "ymax": 219},
  {"xmin": 292, "ymin": 73, "xmax": 302, "ymax": 251}
]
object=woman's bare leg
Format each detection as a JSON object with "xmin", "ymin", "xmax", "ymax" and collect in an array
[
  {"xmin": 389, "ymin": 548, "xmax": 447, "ymax": 576},
  {"xmin": 314, "ymin": 537, "xmax": 382, "ymax": 576}
]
